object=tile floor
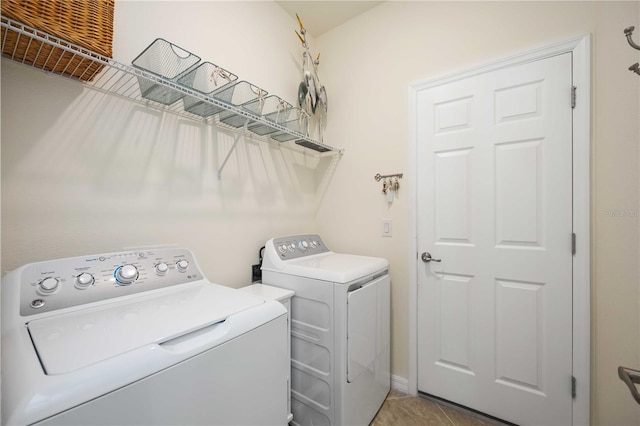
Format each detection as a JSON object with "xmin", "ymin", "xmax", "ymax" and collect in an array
[{"xmin": 371, "ymin": 390, "xmax": 505, "ymax": 426}]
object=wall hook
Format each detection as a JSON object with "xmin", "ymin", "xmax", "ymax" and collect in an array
[
  {"xmin": 624, "ymin": 26, "xmax": 640, "ymax": 50},
  {"xmin": 376, "ymin": 173, "xmax": 403, "ymax": 203},
  {"xmin": 374, "ymin": 173, "xmax": 403, "ymax": 182},
  {"xmin": 629, "ymin": 63, "xmax": 640, "ymax": 76}
]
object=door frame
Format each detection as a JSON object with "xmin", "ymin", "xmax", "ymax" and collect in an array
[{"xmin": 408, "ymin": 35, "xmax": 591, "ymax": 425}]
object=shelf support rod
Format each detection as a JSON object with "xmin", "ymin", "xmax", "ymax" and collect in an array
[{"xmin": 218, "ymin": 118, "xmax": 250, "ymax": 179}]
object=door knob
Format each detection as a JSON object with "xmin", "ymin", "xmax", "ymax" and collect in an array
[{"xmin": 421, "ymin": 252, "xmax": 441, "ymax": 263}]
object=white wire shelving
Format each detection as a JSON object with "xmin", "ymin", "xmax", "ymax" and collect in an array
[{"xmin": 0, "ymin": 16, "xmax": 342, "ymax": 178}]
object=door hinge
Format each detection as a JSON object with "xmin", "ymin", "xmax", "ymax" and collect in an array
[
  {"xmin": 572, "ymin": 233, "xmax": 576, "ymax": 255},
  {"xmin": 571, "ymin": 376, "xmax": 577, "ymax": 399},
  {"xmin": 571, "ymin": 86, "xmax": 577, "ymax": 109}
]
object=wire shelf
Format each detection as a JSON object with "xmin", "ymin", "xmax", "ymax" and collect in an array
[{"xmin": 0, "ymin": 16, "xmax": 341, "ymax": 158}]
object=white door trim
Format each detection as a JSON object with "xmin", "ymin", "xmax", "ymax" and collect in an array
[{"xmin": 407, "ymin": 35, "xmax": 591, "ymax": 425}]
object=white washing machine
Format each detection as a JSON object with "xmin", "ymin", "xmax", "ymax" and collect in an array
[
  {"xmin": 2, "ymin": 248, "xmax": 289, "ymax": 425},
  {"xmin": 261, "ymin": 234, "xmax": 390, "ymax": 426}
]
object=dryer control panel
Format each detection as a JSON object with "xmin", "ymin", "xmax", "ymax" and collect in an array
[
  {"xmin": 270, "ymin": 234, "xmax": 330, "ymax": 260},
  {"xmin": 17, "ymin": 248, "xmax": 202, "ymax": 316}
]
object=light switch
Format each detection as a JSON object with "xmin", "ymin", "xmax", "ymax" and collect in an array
[{"xmin": 382, "ymin": 220, "xmax": 392, "ymax": 237}]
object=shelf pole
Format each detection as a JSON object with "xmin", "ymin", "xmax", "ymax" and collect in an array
[{"xmin": 218, "ymin": 118, "xmax": 250, "ymax": 179}]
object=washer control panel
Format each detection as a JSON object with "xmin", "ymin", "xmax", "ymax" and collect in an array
[
  {"xmin": 271, "ymin": 234, "xmax": 330, "ymax": 260},
  {"xmin": 19, "ymin": 248, "xmax": 201, "ymax": 316}
]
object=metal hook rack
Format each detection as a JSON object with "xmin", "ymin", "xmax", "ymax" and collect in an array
[
  {"xmin": 624, "ymin": 26, "xmax": 640, "ymax": 50},
  {"xmin": 376, "ymin": 173, "xmax": 402, "ymax": 203},
  {"xmin": 618, "ymin": 365, "xmax": 640, "ymax": 404},
  {"xmin": 624, "ymin": 26, "xmax": 640, "ymax": 76},
  {"xmin": 374, "ymin": 173, "xmax": 403, "ymax": 182}
]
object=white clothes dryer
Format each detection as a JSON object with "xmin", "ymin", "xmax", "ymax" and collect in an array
[
  {"xmin": 2, "ymin": 248, "xmax": 289, "ymax": 426},
  {"xmin": 261, "ymin": 234, "xmax": 390, "ymax": 426}
]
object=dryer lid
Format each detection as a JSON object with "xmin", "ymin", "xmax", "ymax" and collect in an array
[
  {"xmin": 28, "ymin": 282, "xmax": 264, "ymax": 375},
  {"xmin": 267, "ymin": 252, "xmax": 388, "ymax": 283}
]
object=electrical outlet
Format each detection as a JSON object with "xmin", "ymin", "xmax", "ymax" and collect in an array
[{"xmin": 251, "ymin": 264, "xmax": 262, "ymax": 283}]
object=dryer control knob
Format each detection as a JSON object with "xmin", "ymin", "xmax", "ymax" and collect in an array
[
  {"xmin": 155, "ymin": 262, "xmax": 169, "ymax": 276},
  {"xmin": 75, "ymin": 272, "xmax": 94, "ymax": 289},
  {"xmin": 38, "ymin": 277, "xmax": 60, "ymax": 294},
  {"xmin": 115, "ymin": 264, "xmax": 138, "ymax": 285},
  {"xmin": 176, "ymin": 260, "xmax": 189, "ymax": 272}
]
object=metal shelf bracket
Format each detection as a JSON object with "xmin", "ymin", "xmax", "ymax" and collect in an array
[{"xmin": 218, "ymin": 118, "xmax": 250, "ymax": 179}]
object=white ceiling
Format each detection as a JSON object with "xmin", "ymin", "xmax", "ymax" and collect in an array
[{"xmin": 276, "ymin": 1, "xmax": 384, "ymax": 37}]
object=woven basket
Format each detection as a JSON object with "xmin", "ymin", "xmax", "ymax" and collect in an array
[{"xmin": 1, "ymin": 0, "xmax": 114, "ymax": 81}]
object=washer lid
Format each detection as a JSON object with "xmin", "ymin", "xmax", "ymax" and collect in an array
[
  {"xmin": 269, "ymin": 252, "xmax": 389, "ymax": 283},
  {"xmin": 28, "ymin": 282, "xmax": 263, "ymax": 375}
]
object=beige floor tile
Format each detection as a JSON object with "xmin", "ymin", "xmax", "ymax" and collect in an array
[
  {"xmin": 436, "ymin": 402, "xmax": 496, "ymax": 426},
  {"xmin": 385, "ymin": 389, "xmax": 411, "ymax": 400},
  {"xmin": 371, "ymin": 396, "xmax": 454, "ymax": 426},
  {"xmin": 371, "ymin": 393, "xmax": 501, "ymax": 426}
]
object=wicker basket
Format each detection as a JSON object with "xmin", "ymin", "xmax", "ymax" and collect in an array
[{"xmin": 1, "ymin": 0, "xmax": 114, "ymax": 81}]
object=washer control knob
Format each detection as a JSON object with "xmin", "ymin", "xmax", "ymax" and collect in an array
[
  {"xmin": 299, "ymin": 240, "xmax": 309, "ymax": 249},
  {"xmin": 38, "ymin": 277, "xmax": 59, "ymax": 294},
  {"xmin": 288, "ymin": 243, "xmax": 296, "ymax": 252},
  {"xmin": 278, "ymin": 245, "xmax": 287, "ymax": 254},
  {"xmin": 75, "ymin": 272, "xmax": 94, "ymax": 289},
  {"xmin": 176, "ymin": 260, "xmax": 189, "ymax": 272},
  {"xmin": 310, "ymin": 240, "xmax": 318, "ymax": 248},
  {"xmin": 115, "ymin": 264, "xmax": 138, "ymax": 285},
  {"xmin": 155, "ymin": 262, "xmax": 169, "ymax": 275}
]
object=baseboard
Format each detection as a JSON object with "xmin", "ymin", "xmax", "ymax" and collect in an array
[{"xmin": 391, "ymin": 375, "xmax": 409, "ymax": 394}]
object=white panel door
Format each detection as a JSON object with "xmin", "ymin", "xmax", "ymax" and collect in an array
[{"xmin": 417, "ymin": 53, "xmax": 573, "ymax": 425}]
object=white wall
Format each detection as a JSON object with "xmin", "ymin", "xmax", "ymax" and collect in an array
[
  {"xmin": 1, "ymin": 0, "xmax": 335, "ymax": 286},
  {"xmin": 2, "ymin": 1, "xmax": 640, "ymax": 424},
  {"xmin": 592, "ymin": 2, "xmax": 640, "ymax": 423},
  {"xmin": 315, "ymin": 1, "xmax": 640, "ymax": 424}
]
